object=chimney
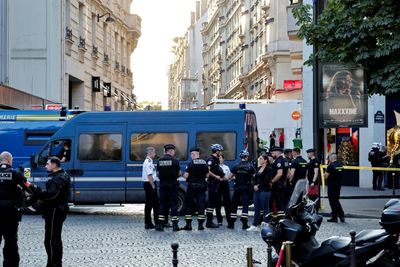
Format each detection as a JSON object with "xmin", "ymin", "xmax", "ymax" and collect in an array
[
  {"xmin": 196, "ymin": 1, "xmax": 200, "ymax": 21},
  {"xmin": 190, "ymin": 11, "xmax": 195, "ymax": 26}
]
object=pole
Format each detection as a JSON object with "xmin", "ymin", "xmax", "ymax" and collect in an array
[
  {"xmin": 266, "ymin": 232, "xmax": 273, "ymax": 267},
  {"xmin": 285, "ymin": 241, "xmax": 293, "ymax": 267},
  {"xmin": 392, "ymin": 172, "xmax": 396, "ymax": 197},
  {"xmin": 171, "ymin": 243, "xmax": 179, "ymax": 267},
  {"xmin": 350, "ymin": 231, "xmax": 356, "ymax": 267},
  {"xmin": 246, "ymin": 246, "xmax": 253, "ymax": 267}
]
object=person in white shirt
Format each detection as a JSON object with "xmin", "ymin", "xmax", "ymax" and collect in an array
[
  {"xmin": 142, "ymin": 147, "xmax": 159, "ymax": 229},
  {"xmin": 215, "ymin": 154, "xmax": 232, "ymax": 225}
]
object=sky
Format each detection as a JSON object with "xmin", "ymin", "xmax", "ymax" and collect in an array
[{"xmin": 130, "ymin": 0, "xmax": 197, "ymax": 108}]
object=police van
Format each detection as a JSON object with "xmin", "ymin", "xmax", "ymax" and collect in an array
[{"xmin": 26, "ymin": 110, "xmax": 259, "ymax": 210}]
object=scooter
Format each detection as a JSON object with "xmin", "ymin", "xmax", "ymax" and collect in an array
[{"xmin": 261, "ymin": 180, "xmax": 400, "ymax": 267}]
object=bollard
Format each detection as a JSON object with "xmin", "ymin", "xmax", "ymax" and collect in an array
[
  {"xmin": 171, "ymin": 243, "xmax": 179, "ymax": 267},
  {"xmin": 246, "ymin": 246, "xmax": 253, "ymax": 267},
  {"xmin": 284, "ymin": 241, "xmax": 293, "ymax": 267},
  {"xmin": 350, "ymin": 231, "xmax": 356, "ymax": 267},
  {"xmin": 266, "ymin": 232, "xmax": 273, "ymax": 267},
  {"xmin": 392, "ymin": 173, "xmax": 396, "ymax": 197}
]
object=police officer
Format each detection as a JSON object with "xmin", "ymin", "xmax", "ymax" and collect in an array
[
  {"xmin": 0, "ymin": 151, "xmax": 30, "ymax": 267},
  {"xmin": 324, "ymin": 153, "xmax": 345, "ymax": 223},
  {"xmin": 306, "ymin": 148, "xmax": 321, "ymax": 205},
  {"xmin": 288, "ymin": 147, "xmax": 307, "ymax": 197},
  {"xmin": 283, "ymin": 148, "xmax": 293, "ymax": 207},
  {"xmin": 155, "ymin": 144, "xmax": 182, "ymax": 232},
  {"xmin": 228, "ymin": 150, "xmax": 256, "ymax": 229},
  {"xmin": 368, "ymin": 143, "xmax": 384, "ymax": 190},
  {"xmin": 182, "ymin": 147, "xmax": 209, "ymax": 231},
  {"xmin": 206, "ymin": 144, "xmax": 225, "ymax": 228},
  {"xmin": 270, "ymin": 147, "xmax": 288, "ymax": 212},
  {"xmin": 142, "ymin": 147, "xmax": 159, "ymax": 229},
  {"xmin": 33, "ymin": 156, "xmax": 71, "ymax": 267}
]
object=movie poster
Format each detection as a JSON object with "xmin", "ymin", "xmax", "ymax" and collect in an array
[{"xmin": 320, "ymin": 64, "xmax": 368, "ymax": 128}]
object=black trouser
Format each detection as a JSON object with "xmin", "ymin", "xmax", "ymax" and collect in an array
[
  {"xmin": 230, "ymin": 186, "xmax": 251, "ymax": 221},
  {"xmin": 0, "ymin": 215, "xmax": 19, "ymax": 267},
  {"xmin": 158, "ymin": 182, "xmax": 179, "ymax": 223},
  {"xmin": 43, "ymin": 207, "xmax": 67, "ymax": 267},
  {"xmin": 206, "ymin": 181, "xmax": 219, "ymax": 216},
  {"xmin": 143, "ymin": 182, "xmax": 159, "ymax": 225},
  {"xmin": 328, "ymin": 185, "xmax": 344, "ymax": 219},
  {"xmin": 215, "ymin": 181, "xmax": 231, "ymax": 223},
  {"xmin": 184, "ymin": 183, "xmax": 206, "ymax": 221},
  {"xmin": 372, "ymin": 170, "xmax": 383, "ymax": 189},
  {"xmin": 270, "ymin": 187, "xmax": 285, "ymax": 212}
]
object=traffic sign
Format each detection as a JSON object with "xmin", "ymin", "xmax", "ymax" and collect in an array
[{"xmin": 291, "ymin": 110, "xmax": 301, "ymax": 120}]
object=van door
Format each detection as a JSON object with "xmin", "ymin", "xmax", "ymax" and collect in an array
[{"xmin": 73, "ymin": 123, "xmax": 126, "ymax": 203}]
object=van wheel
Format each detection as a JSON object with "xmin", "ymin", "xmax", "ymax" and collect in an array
[{"xmin": 177, "ymin": 190, "xmax": 185, "ymax": 215}]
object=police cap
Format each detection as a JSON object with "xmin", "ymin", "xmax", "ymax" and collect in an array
[
  {"xmin": 190, "ymin": 147, "xmax": 200, "ymax": 152},
  {"xmin": 293, "ymin": 147, "xmax": 301, "ymax": 153},
  {"xmin": 164, "ymin": 144, "xmax": 176, "ymax": 150},
  {"xmin": 306, "ymin": 148, "xmax": 316, "ymax": 153},
  {"xmin": 270, "ymin": 147, "xmax": 283, "ymax": 152},
  {"xmin": 284, "ymin": 148, "xmax": 293, "ymax": 154}
]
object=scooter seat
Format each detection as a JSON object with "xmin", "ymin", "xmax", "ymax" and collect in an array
[
  {"xmin": 355, "ymin": 229, "xmax": 387, "ymax": 245},
  {"xmin": 310, "ymin": 236, "xmax": 351, "ymax": 259}
]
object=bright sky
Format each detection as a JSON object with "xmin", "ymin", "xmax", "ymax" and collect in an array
[{"xmin": 130, "ymin": 0, "xmax": 196, "ymax": 109}]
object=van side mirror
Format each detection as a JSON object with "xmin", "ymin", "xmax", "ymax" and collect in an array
[{"xmin": 30, "ymin": 154, "xmax": 37, "ymax": 168}]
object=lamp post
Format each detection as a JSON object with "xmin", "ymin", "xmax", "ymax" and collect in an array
[{"xmin": 97, "ymin": 13, "xmax": 114, "ymax": 23}]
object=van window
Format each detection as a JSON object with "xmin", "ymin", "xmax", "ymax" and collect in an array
[
  {"xmin": 78, "ymin": 133, "xmax": 122, "ymax": 161},
  {"xmin": 130, "ymin": 133, "xmax": 188, "ymax": 161},
  {"xmin": 37, "ymin": 139, "xmax": 71, "ymax": 166},
  {"xmin": 196, "ymin": 132, "xmax": 236, "ymax": 160},
  {"xmin": 245, "ymin": 113, "xmax": 259, "ymax": 160}
]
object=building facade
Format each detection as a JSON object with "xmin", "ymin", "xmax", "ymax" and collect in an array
[{"xmin": 1, "ymin": 0, "xmax": 141, "ymax": 111}]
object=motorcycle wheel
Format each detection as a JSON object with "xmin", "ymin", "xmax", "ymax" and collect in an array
[{"xmin": 367, "ymin": 257, "xmax": 397, "ymax": 267}]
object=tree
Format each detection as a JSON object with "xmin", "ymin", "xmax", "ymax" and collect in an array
[{"xmin": 293, "ymin": 0, "xmax": 400, "ymax": 95}]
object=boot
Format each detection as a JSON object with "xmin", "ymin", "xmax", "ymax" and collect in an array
[
  {"xmin": 206, "ymin": 213, "xmax": 219, "ymax": 228},
  {"xmin": 182, "ymin": 219, "xmax": 192, "ymax": 231},
  {"xmin": 240, "ymin": 217, "xmax": 249, "ymax": 230},
  {"xmin": 227, "ymin": 218, "xmax": 235, "ymax": 229},
  {"xmin": 172, "ymin": 221, "xmax": 181, "ymax": 232},
  {"xmin": 155, "ymin": 222, "xmax": 164, "ymax": 232},
  {"xmin": 198, "ymin": 219, "xmax": 205, "ymax": 231}
]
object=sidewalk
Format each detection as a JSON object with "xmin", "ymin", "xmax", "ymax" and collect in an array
[{"xmin": 321, "ymin": 186, "xmax": 400, "ymax": 199}]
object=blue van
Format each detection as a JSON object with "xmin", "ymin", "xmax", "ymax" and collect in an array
[
  {"xmin": 0, "ymin": 109, "xmax": 82, "ymax": 168},
  {"xmin": 26, "ymin": 110, "xmax": 259, "ymax": 209}
]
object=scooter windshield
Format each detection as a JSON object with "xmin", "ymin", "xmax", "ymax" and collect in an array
[{"xmin": 287, "ymin": 179, "xmax": 307, "ymax": 209}]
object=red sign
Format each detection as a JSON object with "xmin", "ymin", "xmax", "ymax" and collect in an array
[
  {"xmin": 291, "ymin": 110, "xmax": 301, "ymax": 120},
  {"xmin": 284, "ymin": 80, "xmax": 302, "ymax": 90},
  {"xmin": 45, "ymin": 104, "xmax": 63, "ymax": 110},
  {"xmin": 29, "ymin": 105, "xmax": 43, "ymax": 110}
]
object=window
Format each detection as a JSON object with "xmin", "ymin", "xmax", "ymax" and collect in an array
[
  {"xmin": 78, "ymin": 3, "xmax": 85, "ymax": 37},
  {"xmin": 37, "ymin": 139, "xmax": 71, "ymax": 166},
  {"xmin": 91, "ymin": 13, "xmax": 96, "ymax": 46},
  {"xmin": 78, "ymin": 133, "xmax": 122, "ymax": 161},
  {"xmin": 103, "ymin": 22, "xmax": 108, "ymax": 54},
  {"xmin": 196, "ymin": 132, "xmax": 236, "ymax": 160},
  {"xmin": 130, "ymin": 133, "xmax": 188, "ymax": 161}
]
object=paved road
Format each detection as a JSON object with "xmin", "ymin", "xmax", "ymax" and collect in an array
[{"xmin": 15, "ymin": 205, "xmax": 381, "ymax": 267}]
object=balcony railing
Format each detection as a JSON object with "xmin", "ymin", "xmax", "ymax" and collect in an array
[
  {"xmin": 92, "ymin": 45, "xmax": 98, "ymax": 57},
  {"xmin": 65, "ymin": 27, "xmax": 73, "ymax": 42},
  {"xmin": 78, "ymin": 36, "xmax": 86, "ymax": 49},
  {"xmin": 103, "ymin": 53, "xmax": 109, "ymax": 64}
]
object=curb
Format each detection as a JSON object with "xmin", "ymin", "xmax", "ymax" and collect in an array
[
  {"xmin": 319, "ymin": 212, "xmax": 380, "ymax": 220},
  {"xmin": 320, "ymin": 195, "xmax": 400, "ymax": 200}
]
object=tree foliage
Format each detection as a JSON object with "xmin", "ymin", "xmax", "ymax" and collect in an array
[{"xmin": 293, "ymin": 0, "xmax": 400, "ymax": 95}]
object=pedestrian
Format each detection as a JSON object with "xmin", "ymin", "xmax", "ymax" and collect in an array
[
  {"xmin": 33, "ymin": 156, "xmax": 71, "ymax": 267},
  {"xmin": 155, "ymin": 144, "xmax": 182, "ymax": 232},
  {"xmin": 270, "ymin": 147, "xmax": 289, "ymax": 212},
  {"xmin": 279, "ymin": 131, "xmax": 285, "ymax": 148},
  {"xmin": 283, "ymin": 148, "xmax": 293, "ymax": 207},
  {"xmin": 228, "ymin": 150, "xmax": 256, "ymax": 230},
  {"xmin": 306, "ymin": 148, "xmax": 321, "ymax": 207},
  {"xmin": 0, "ymin": 151, "xmax": 30, "ymax": 267},
  {"xmin": 247, "ymin": 153, "xmax": 272, "ymax": 232},
  {"xmin": 324, "ymin": 153, "xmax": 345, "ymax": 223},
  {"xmin": 59, "ymin": 140, "xmax": 71, "ymax": 163},
  {"xmin": 142, "ymin": 147, "xmax": 159, "ymax": 229},
  {"xmin": 215, "ymin": 154, "xmax": 231, "ymax": 226},
  {"xmin": 269, "ymin": 131, "xmax": 276, "ymax": 149},
  {"xmin": 368, "ymin": 143, "xmax": 384, "ymax": 190},
  {"xmin": 182, "ymin": 147, "xmax": 209, "ymax": 231},
  {"xmin": 288, "ymin": 147, "xmax": 308, "ymax": 199},
  {"xmin": 205, "ymin": 144, "xmax": 225, "ymax": 228}
]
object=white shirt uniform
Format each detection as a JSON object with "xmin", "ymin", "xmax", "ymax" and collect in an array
[
  {"xmin": 220, "ymin": 164, "xmax": 231, "ymax": 178},
  {"xmin": 142, "ymin": 157, "xmax": 158, "ymax": 182}
]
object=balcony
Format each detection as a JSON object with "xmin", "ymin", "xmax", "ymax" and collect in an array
[{"xmin": 127, "ymin": 14, "xmax": 141, "ymax": 51}]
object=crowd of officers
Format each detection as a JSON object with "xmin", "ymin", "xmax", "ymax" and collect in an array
[{"xmin": 142, "ymin": 143, "xmax": 341, "ymax": 232}]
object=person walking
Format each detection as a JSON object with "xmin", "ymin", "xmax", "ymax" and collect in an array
[
  {"xmin": 182, "ymin": 147, "xmax": 209, "ymax": 231},
  {"xmin": 0, "ymin": 151, "xmax": 30, "ymax": 267},
  {"xmin": 247, "ymin": 154, "xmax": 272, "ymax": 231},
  {"xmin": 33, "ymin": 156, "xmax": 71, "ymax": 267},
  {"xmin": 215, "ymin": 154, "xmax": 231, "ymax": 226},
  {"xmin": 368, "ymin": 143, "xmax": 385, "ymax": 190},
  {"xmin": 142, "ymin": 147, "xmax": 159, "ymax": 229},
  {"xmin": 228, "ymin": 150, "xmax": 256, "ymax": 230},
  {"xmin": 155, "ymin": 144, "xmax": 182, "ymax": 232},
  {"xmin": 270, "ymin": 147, "xmax": 288, "ymax": 212},
  {"xmin": 279, "ymin": 131, "xmax": 285, "ymax": 148},
  {"xmin": 324, "ymin": 154, "xmax": 345, "ymax": 223},
  {"xmin": 269, "ymin": 131, "xmax": 276, "ymax": 150},
  {"xmin": 306, "ymin": 148, "xmax": 320, "ymax": 206}
]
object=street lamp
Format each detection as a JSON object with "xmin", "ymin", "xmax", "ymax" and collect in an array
[{"xmin": 97, "ymin": 13, "xmax": 114, "ymax": 23}]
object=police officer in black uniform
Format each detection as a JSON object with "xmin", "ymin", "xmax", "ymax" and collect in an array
[
  {"xmin": 32, "ymin": 156, "xmax": 70, "ymax": 267},
  {"xmin": 270, "ymin": 147, "xmax": 289, "ymax": 212},
  {"xmin": 324, "ymin": 153, "xmax": 345, "ymax": 223},
  {"xmin": 0, "ymin": 151, "xmax": 30, "ymax": 267},
  {"xmin": 283, "ymin": 148, "xmax": 293, "ymax": 207},
  {"xmin": 155, "ymin": 144, "xmax": 182, "ymax": 232},
  {"xmin": 288, "ymin": 147, "xmax": 307, "ymax": 197},
  {"xmin": 306, "ymin": 148, "xmax": 321, "ymax": 205},
  {"xmin": 182, "ymin": 147, "xmax": 209, "ymax": 231},
  {"xmin": 205, "ymin": 144, "xmax": 225, "ymax": 228},
  {"xmin": 368, "ymin": 143, "xmax": 384, "ymax": 190},
  {"xmin": 228, "ymin": 150, "xmax": 256, "ymax": 229}
]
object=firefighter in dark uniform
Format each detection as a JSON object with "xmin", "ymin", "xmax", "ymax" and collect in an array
[
  {"xmin": 288, "ymin": 147, "xmax": 307, "ymax": 197},
  {"xmin": 270, "ymin": 147, "xmax": 289, "ymax": 212},
  {"xmin": 205, "ymin": 144, "xmax": 225, "ymax": 228},
  {"xmin": 228, "ymin": 150, "xmax": 256, "ymax": 229},
  {"xmin": 324, "ymin": 153, "xmax": 345, "ymax": 223},
  {"xmin": 283, "ymin": 148, "xmax": 293, "ymax": 207},
  {"xmin": 182, "ymin": 147, "xmax": 209, "ymax": 231},
  {"xmin": 0, "ymin": 151, "xmax": 30, "ymax": 267},
  {"xmin": 306, "ymin": 148, "xmax": 321, "ymax": 207},
  {"xmin": 32, "ymin": 156, "xmax": 70, "ymax": 267},
  {"xmin": 155, "ymin": 144, "xmax": 182, "ymax": 232}
]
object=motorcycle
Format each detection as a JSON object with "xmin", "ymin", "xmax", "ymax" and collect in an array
[{"xmin": 261, "ymin": 180, "xmax": 400, "ymax": 267}]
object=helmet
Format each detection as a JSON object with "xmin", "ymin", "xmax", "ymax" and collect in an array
[
  {"xmin": 239, "ymin": 150, "xmax": 250, "ymax": 158},
  {"xmin": 372, "ymin": 142, "xmax": 381, "ymax": 150},
  {"xmin": 211, "ymin": 144, "xmax": 224, "ymax": 152}
]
